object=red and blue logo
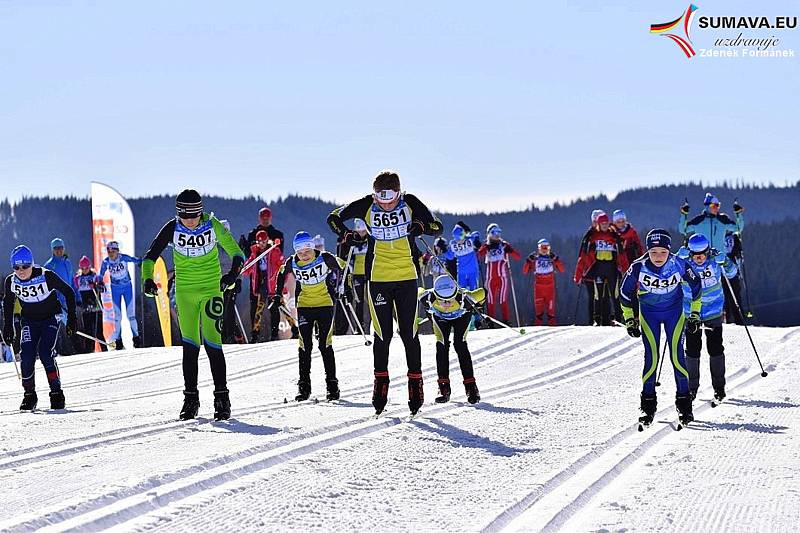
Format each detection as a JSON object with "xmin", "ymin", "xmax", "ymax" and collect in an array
[{"xmin": 651, "ymin": 4, "xmax": 699, "ymax": 58}]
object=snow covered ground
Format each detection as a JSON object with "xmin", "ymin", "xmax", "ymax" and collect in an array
[{"xmin": 0, "ymin": 325, "xmax": 798, "ymax": 532}]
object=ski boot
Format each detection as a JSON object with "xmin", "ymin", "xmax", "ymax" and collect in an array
[
  {"xmin": 49, "ymin": 389, "xmax": 66, "ymax": 410},
  {"xmin": 408, "ymin": 373, "xmax": 424, "ymax": 415},
  {"xmin": 464, "ymin": 378, "xmax": 480, "ymax": 404},
  {"xmin": 676, "ymin": 393, "xmax": 694, "ymax": 429},
  {"xmin": 325, "ymin": 378, "xmax": 340, "ymax": 401},
  {"xmin": 638, "ymin": 393, "xmax": 657, "ymax": 431},
  {"xmin": 213, "ymin": 389, "xmax": 231, "ymax": 420},
  {"xmin": 435, "ymin": 379, "xmax": 451, "ymax": 404},
  {"xmin": 179, "ymin": 391, "xmax": 200, "ymax": 420},
  {"xmin": 372, "ymin": 372, "xmax": 390, "ymax": 415},
  {"xmin": 295, "ymin": 380, "xmax": 311, "ymax": 402},
  {"xmin": 20, "ymin": 391, "xmax": 38, "ymax": 411},
  {"xmin": 115, "ymin": 339, "xmax": 124, "ymax": 351},
  {"xmin": 712, "ymin": 388, "xmax": 726, "ymax": 407},
  {"xmin": 132, "ymin": 336, "xmax": 142, "ymax": 348}
]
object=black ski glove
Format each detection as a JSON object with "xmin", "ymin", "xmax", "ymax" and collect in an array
[
  {"xmin": 67, "ymin": 313, "xmax": 77, "ymax": 337},
  {"xmin": 2, "ymin": 326, "xmax": 13, "ymax": 347},
  {"xmin": 220, "ymin": 256, "xmax": 244, "ymax": 292},
  {"xmin": 686, "ymin": 312, "xmax": 701, "ymax": 334},
  {"xmin": 680, "ymin": 199, "xmax": 690, "ymax": 215},
  {"xmin": 143, "ymin": 278, "xmax": 159, "ymax": 297},
  {"xmin": 625, "ymin": 317, "xmax": 641, "ymax": 338},
  {"xmin": 733, "ymin": 200, "xmax": 744, "ymax": 214}
]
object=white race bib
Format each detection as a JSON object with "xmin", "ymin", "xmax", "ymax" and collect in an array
[
  {"xmin": 11, "ymin": 274, "xmax": 53, "ymax": 303},
  {"xmin": 173, "ymin": 220, "xmax": 217, "ymax": 258},
  {"xmin": 369, "ymin": 204, "xmax": 411, "ymax": 241}
]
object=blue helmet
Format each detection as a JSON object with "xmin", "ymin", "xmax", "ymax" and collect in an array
[
  {"xmin": 612, "ymin": 209, "xmax": 626, "ymax": 222},
  {"xmin": 50, "ymin": 237, "xmax": 65, "ymax": 249},
  {"xmin": 433, "ymin": 275, "xmax": 458, "ymax": 300},
  {"xmin": 452, "ymin": 225, "xmax": 465, "ymax": 240},
  {"xmin": 292, "ymin": 231, "xmax": 314, "ymax": 252},
  {"xmin": 10, "ymin": 245, "xmax": 34, "ymax": 268},
  {"xmin": 687, "ymin": 233, "xmax": 710, "ymax": 255},
  {"xmin": 537, "ymin": 238, "xmax": 550, "ymax": 248},
  {"xmin": 646, "ymin": 229, "xmax": 672, "ymax": 250}
]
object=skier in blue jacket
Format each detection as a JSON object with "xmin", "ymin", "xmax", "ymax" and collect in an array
[
  {"xmin": 679, "ymin": 193, "xmax": 744, "ymax": 253},
  {"xmin": 43, "ymin": 237, "xmax": 78, "ymax": 355},
  {"xmin": 620, "ymin": 229, "xmax": 702, "ymax": 428},
  {"xmin": 678, "ymin": 234, "xmax": 737, "ymax": 403},
  {"xmin": 100, "ymin": 241, "xmax": 142, "ymax": 349},
  {"xmin": 444, "ymin": 221, "xmax": 482, "ymax": 291}
]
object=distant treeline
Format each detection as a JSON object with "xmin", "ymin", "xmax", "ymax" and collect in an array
[{"xmin": 0, "ymin": 181, "xmax": 798, "ymax": 334}]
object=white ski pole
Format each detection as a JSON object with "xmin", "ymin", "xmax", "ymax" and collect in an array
[
  {"xmin": 241, "ymin": 242, "xmax": 280, "ymax": 275},
  {"xmin": 505, "ymin": 255, "xmax": 522, "ymax": 328},
  {"xmin": 76, "ymin": 330, "xmax": 116, "ymax": 348}
]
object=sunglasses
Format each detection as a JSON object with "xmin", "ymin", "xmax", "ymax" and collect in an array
[
  {"xmin": 373, "ymin": 189, "xmax": 399, "ymax": 204},
  {"xmin": 13, "ymin": 264, "xmax": 32, "ymax": 271},
  {"xmin": 178, "ymin": 212, "xmax": 202, "ymax": 219}
]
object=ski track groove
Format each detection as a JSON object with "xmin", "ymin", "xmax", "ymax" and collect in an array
[
  {"xmin": 0, "ymin": 341, "xmax": 291, "ymax": 400},
  {"xmin": 480, "ymin": 327, "xmax": 800, "ymax": 532},
  {"xmin": 0, "ymin": 329, "xmax": 563, "ymax": 471},
  {"xmin": 1, "ymin": 328, "xmax": 634, "ymax": 532}
]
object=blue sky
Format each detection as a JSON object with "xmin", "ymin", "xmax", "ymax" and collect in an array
[{"xmin": 1, "ymin": 0, "xmax": 797, "ymax": 212}]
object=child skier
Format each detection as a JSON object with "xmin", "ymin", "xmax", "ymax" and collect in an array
[
  {"xmin": 73, "ymin": 255, "xmax": 106, "ymax": 353},
  {"xmin": 523, "ymin": 239, "xmax": 565, "ymax": 326},
  {"xmin": 619, "ymin": 229, "xmax": 701, "ymax": 428},
  {"xmin": 680, "ymin": 234, "xmax": 737, "ymax": 403},
  {"xmin": 327, "ymin": 170, "xmax": 442, "ymax": 416},
  {"xmin": 3, "ymin": 245, "xmax": 77, "ymax": 410},
  {"xmin": 477, "ymin": 224, "xmax": 520, "ymax": 325},
  {"xmin": 274, "ymin": 231, "xmax": 351, "ymax": 401},
  {"xmin": 141, "ymin": 189, "xmax": 245, "ymax": 421},
  {"xmin": 420, "ymin": 275, "xmax": 484, "ymax": 404},
  {"xmin": 100, "ymin": 241, "xmax": 142, "ymax": 349}
]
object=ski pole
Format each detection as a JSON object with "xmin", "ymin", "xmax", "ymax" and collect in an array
[
  {"xmin": 1, "ymin": 332, "xmax": 21, "ymax": 380},
  {"xmin": 233, "ymin": 303, "xmax": 249, "ymax": 344},
  {"xmin": 572, "ymin": 283, "xmax": 583, "ymax": 326},
  {"xmin": 419, "ymin": 237, "xmax": 525, "ymax": 335},
  {"xmin": 279, "ymin": 304, "xmax": 299, "ymax": 327},
  {"xmin": 723, "ymin": 275, "xmax": 768, "ymax": 377},
  {"xmin": 505, "ymin": 256, "xmax": 522, "ymax": 328},
  {"xmin": 345, "ymin": 301, "xmax": 372, "ymax": 346},
  {"xmin": 75, "ymin": 330, "xmax": 116, "ymax": 348},
  {"xmin": 339, "ymin": 299, "xmax": 355, "ymax": 334},
  {"xmin": 654, "ymin": 338, "xmax": 668, "ymax": 387}
]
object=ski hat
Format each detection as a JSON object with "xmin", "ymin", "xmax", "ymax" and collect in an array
[
  {"xmin": 646, "ymin": 228, "xmax": 672, "ymax": 250},
  {"xmin": 434, "ymin": 237, "xmax": 448, "ymax": 252},
  {"xmin": 176, "ymin": 189, "xmax": 203, "ymax": 218},
  {"xmin": 106, "ymin": 240, "xmax": 120, "ymax": 251},
  {"xmin": 537, "ymin": 238, "xmax": 550, "ymax": 249},
  {"xmin": 313, "ymin": 234, "xmax": 325, "ymax": 249},
  {"xmin": 486, "ymin": 223, "xmax": 499, "ymax": 234},
  {"xmin": 703, "ymin": 193, "xmax": 720, "ymax": 206},
  {"xmin": 591, "ymin": 209, "xmax": 605, "ymax": 224},
  {"xmin": 255, "ymin": 230, "xmax": 269, "ymax": 242},
  {"xmin": 687, "ymin": 233, "xmax": 711, "ymax": 255},
  {"xmin": 433, "ymin": 275, "xmax": 458, "ymax": 300},
  {"xmin": 612, "ymin": 209, "xmax": 626, "ymax": 222},
  {"xmin": 452, "ymin": 225, "xmax": 465, "ymax": 240},
  {"xmin": 596, "ymin": 213, "xmax": 610, "ymax": 225},
  {"xmin": 50, "ymin": 237, "xmax": 65, "ymax": 249},
  {"xmin": 10, "ymin": 245, "xmax": 34, "ymax": 268},
  {"xmin": 487, "ymin": 224, "xmax": 502, "ymax": 236},
  {"xmin": 354, "ymin": 218, "xmax": 367, "ymax": 232},
  {"xmin": 78, "ymin": 255, "xmax": 91, "ymax": 269},
  {"xmin": 259, "ymin": 207, "xmax": 272, "ymax": 219},
  {"xmin": 292, "ymin": 231, "xmax": 314, "ymax": 252}
]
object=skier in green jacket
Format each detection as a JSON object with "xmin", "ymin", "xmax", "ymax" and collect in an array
[{"xmin": 141, "ymin": 189, "xmax": 245, "ymax": 421}]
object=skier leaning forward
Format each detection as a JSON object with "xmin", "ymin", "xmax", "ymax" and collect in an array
[
  {"xmin": 141, "ymin": 189, "xmax": 245, "ymax": 421},
  {"xmin": 327, "ymin": 170, "xmax": 443, "ymax": 416},
  {"xmin": 619, "ymin": 229, "xmax": 702, "ymax": 428}
]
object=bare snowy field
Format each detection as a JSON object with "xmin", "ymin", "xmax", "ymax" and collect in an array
[{"xmin": 0, "ymin": 325, "xmax": 798, "ymax": 532}]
